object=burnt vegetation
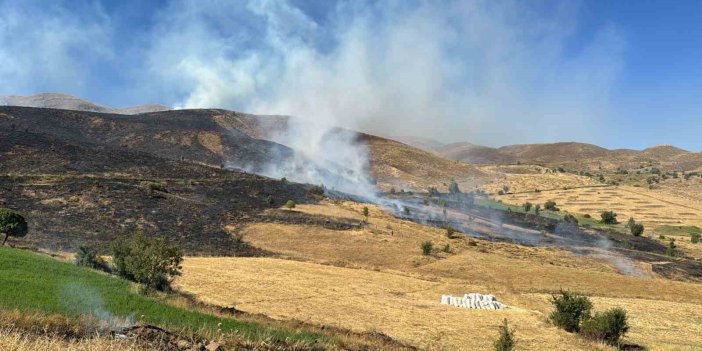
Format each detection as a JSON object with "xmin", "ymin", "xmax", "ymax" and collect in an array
[{"xmin": 0, "ymin": 107, "xmax": 320, "ymax": 255}]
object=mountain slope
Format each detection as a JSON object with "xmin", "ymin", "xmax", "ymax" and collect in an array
[{"xmin": 0, "ymin": 93, "xmax": 170, "ymax": 114}]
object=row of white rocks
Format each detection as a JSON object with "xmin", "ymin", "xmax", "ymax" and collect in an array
[{"xmin": 440, "ymin": 293, "xmax": 505, "ymax": 310}]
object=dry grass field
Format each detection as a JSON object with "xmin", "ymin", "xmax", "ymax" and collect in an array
[
  {"xmin": 0, "ymin": 331, "xmax": 146, "ymax": 351},
  {"xmin": 499, "ymin": 185, "xmax": 702, "ymax": 229},
  {"xmin": 477, "ymin": 165, "xmax": 602, "ymax": 194},
  {"xmin": 176, "ymin": 201, "xmax": 702, "ymax": 351}
]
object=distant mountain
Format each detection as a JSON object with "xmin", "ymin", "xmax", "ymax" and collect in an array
[
  {"xmin": 391, "ymin": 135, "xmax": 445, "ymax": 152},
  {"xmin": 430, "ymin": 140, "xmax": 702, "ymax": 170},
  {"xmin": 0, "ymin": 93, "xmax": 170, "ymax": 115}
]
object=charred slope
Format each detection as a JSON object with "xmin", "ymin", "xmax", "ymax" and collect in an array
[
  {"xmin": 0, "ymin": 107, "xmax": 322, "ymax": 254},
  {"xmin": 0, "ymin": 106, "xmax": 293, "ymax": 170},
  {"xmin": 1, "ymin": 174, "xmax": 316, "ymax": 255}
]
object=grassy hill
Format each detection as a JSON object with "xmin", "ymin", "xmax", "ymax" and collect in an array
[
  {"xmin": 0, "ymin": 246, "xmax": 324, "ymax": 343},
  {"xmin": 0, "ymin": 246, "xmax": 415, "ymax": 350}
]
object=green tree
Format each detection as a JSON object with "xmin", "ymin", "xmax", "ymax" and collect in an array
[
  {"xmin": 600, "ymin": 211, "xmax": 618, "ymax": 224},
  {"xmin": 630, "ymin": 223, "xmax": 644, "ymax": 237},
  {"xmin": 0, "ymin": 208, "xmax": 28, "ymax": 246},
  {"xmin": 549, "ymin": 290, "xmax": 592, "ymax": 333},
  {"xmin": 111, "ymin": 231, "xmax": 183, "ymax": 292},
  {"xmin": 626, "ymin": 217, "xmax": 636, "ymax": 229},
  {"xmin": 523, "ymin": 202, "xmax": 533, "ymax": 212},
  {"xmin": 534, "ymin": 204, "xmax": 541, "ymax": 215},
  {"xmin": 362, "ymin": 206, "xmax": 369, "ymax": 221},
  {"xmin": 580, "ymin": 308, "xmax": 629, "ymax": 346},
  {"xmin": 285, "ymin": 200, "xmax": 296, "ymax": 210},
  {"xmin": 494, "ymin": 319, "xmax": 516, "ymax": 351},
  {"xmin": 502, "ymin": 185, "xmax": 510, "ymax": 194}
]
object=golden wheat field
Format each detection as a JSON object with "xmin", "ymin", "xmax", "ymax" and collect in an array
[{"xmin": 176, "ymin": 201, "xmax": 702, "ymax": 351}]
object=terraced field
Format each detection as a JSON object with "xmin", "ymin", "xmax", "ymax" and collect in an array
[{"xmin": 501, "ymin": 185, "xmax": 702, "ymax": 229}]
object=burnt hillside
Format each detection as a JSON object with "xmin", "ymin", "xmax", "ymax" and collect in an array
[{"xmin": 0, "ymin": 107, "xmax": 319, "ymax": 254}]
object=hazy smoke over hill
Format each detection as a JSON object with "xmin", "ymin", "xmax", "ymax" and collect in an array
[
  {"xmin": 147, "ymin": 0, "xmax": 623, "ymax": 146},
  {"xmin": 142, "ymin": 0, "xmax": 624, "ymax": 197}
]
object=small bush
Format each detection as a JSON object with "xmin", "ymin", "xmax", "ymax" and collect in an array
[
  {"xmin": 446, "ymin": 226, "xmax": 456, "ymax": 239},
  {"xmin": 497, "ymin": 190, "xmax": 504, "ymax": 195},
  {"xmin": 580, "ymin": 307, "xmax": 629, "ymax": 346},
  {"xmin": 630, "ymin": 223, "xmax": 644, "ymax": 236},
  {"xmin": 285, "ymin": 200, "xmax": 296, "ymax": 210},
  {"xmin": 666, "ymin": 238, "xmax": 677, "ymax": 257},
  {"xmin": 692, "ymin": 232, "xmax": 701, "ymax": 244},
  {"xmin": 265, "ymin": 195, "xmax": 274, "ymax": 206},
  {"xmin": 626, "ymin": 217, "xmax": 636, "ymax": 229},
  {"xmin": 493, "ymin": 319, "xmax": 516, "ymax": 351},
  {"xmin": 549, "ymin": 290, "xmax": 592, "ymax": 332},
  {"xmin": 563, "ymin": 214, "xmax": 578, "ymax": 225},
  {"xmin": 544, "ymin": 200, "xmax": 559, "ymax": 211},
  {"xmin": 534, "ymin": 204, "xmax": 541, "ymax": 215},
  {"xmin": 448, "ymin": 179, "xmax": 461, "ymax": 194},
  {"xmin": 442, "ymin": 244, "xmax": 451, "ymax": 253},
  {"xmin": 139, "ymin": 181, "xmax": 167, "ymax": 194},
  {"xmin": 468, "ymin": 239, "xmax": 478, "ymax": 247},
  {"xmin": 600, "ymin": 211, "xmax": 618, "ymax": 224},
  {"xmin": 421, "ymin": 241, "xmax": 433, "ymax": 255},
  {"xmin": 362, "ymin": 206, "xmax": 369, "ymax": 220},
  {"xmin": 583, "ymin": 214, "xmax": 591, "ymax": 219},
  {"xmin": 523, "ymin": 202, "xmax": 532, "ymax": 212},
  {"xmin": 74, "ymin": 246, "xmax": 110, "ymax": 273},
  {"xmin": 308, "ymin": 185, "xmax": 325, "ymax": 196}
]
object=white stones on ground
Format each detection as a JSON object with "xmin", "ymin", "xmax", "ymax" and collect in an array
[{"xmin": 439, "ymin": 293, "xmax": 506, "ymax": 310}]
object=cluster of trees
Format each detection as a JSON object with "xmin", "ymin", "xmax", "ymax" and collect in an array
[{"xmin": 549, "ymin": 290, "xmax": 630, "ymax": 347}]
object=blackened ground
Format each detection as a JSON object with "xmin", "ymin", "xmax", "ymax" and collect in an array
[{"xmin": 1, "ymin": 175, "xmax": 318, "ymax": 255}]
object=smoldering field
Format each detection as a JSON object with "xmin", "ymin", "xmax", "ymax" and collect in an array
[{"xmin": 222, "ymin": 115, "xmax": 680, "ymax": 279}]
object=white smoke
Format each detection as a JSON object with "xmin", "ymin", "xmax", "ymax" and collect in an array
[
  {"xmin": 143, "ymin": 0, "xmax": 624, "ymax": 197},
  {"xmin": 146, "ymin": 0, "xmax": 624, "ymax": 146},
  {"xmin": 0, "ymin": 1, "xmax": 112, "ymax": 95}
]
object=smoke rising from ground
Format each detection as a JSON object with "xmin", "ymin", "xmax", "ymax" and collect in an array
[{"xmin": 147, "ymin": 0, "xmax": 623, "ymax": 146}]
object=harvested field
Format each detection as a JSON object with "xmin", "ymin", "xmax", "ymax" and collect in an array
[
  {"xmin": 178, "ymin": 257, "xmax": 702, "ymax": 351},
  {"xmin": 175, "ymin": 200, "xmax": 702, "ymax": 350},
  {"xmin": 501, "ymin": 185, "xmax": 702, "ymax": 228}
]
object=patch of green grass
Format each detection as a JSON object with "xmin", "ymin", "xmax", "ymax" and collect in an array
[
  {"xmin": 0, "ymin": 246, "xmax": 328, "ymax": 345},
  {"xmin": 656, "ymin": 225, "xmax": 702, "ymax": 236},
  {"xmin": 476, "ymin": 197, "xmax": 562, "ymax": 220}
]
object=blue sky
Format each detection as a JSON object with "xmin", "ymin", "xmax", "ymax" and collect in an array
[{"xmin": 1, "ymin": 0, "xmax": 701, "ymax": 151}]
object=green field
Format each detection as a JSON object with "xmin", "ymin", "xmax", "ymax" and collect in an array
[{"xmin": 0, "ymin": 246, "xmax": 327, "ymax": 344}]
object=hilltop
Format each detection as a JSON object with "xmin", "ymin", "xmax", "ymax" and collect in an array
[{"xmin": 0, "ymin": 93, "xmax": 170, "ymax": 115}]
